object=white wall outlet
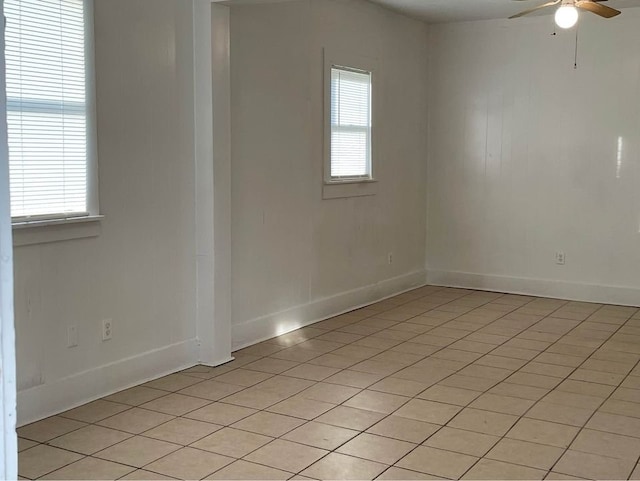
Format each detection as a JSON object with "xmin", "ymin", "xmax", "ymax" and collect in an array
[
  {"xmin": 555, "ymin": 252, "xmax": 566, "ymax": 265},
  {"xmin": 67, "ymin": 325, "xmax": 78, "ymax": 348},
  {"xmin": 102, "ymin": 319, "xmax": 113, "ymax": 341},
  {"xmin": 388, "ymin": 253, "xmax": 394, "ymax": 265}
]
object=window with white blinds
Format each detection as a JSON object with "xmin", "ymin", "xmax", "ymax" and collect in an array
[
  {"xmin": 5, "ymin": 0, "xmax": 90, "ymax": 221},
  {"xmin": 330, "ymin": 66, "xmax": 372, "ymax": 180}
]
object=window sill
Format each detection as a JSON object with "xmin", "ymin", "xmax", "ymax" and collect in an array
[
  {"xmin": 12, "ymin": 215, "xmax": 104, "ymax": 247},
  {"xmin": 323, "ymin": 179, "xmax": 378, "ymax": 199}
]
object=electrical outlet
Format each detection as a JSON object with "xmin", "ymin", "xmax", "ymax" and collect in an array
[
  {"xmin": 102, "ymin": 319, "xmax": 113, "ymax": 341},
  {"xmin": 555, "ymin": 252, "xmax": 566, "ymax": 265},
  {"xmin": 388, "ymin": 253, "xmax": 394, "ymax": 265},
  {"xmin": 67, "ymin": 325, "xmax": 78, "ymax": 348}
]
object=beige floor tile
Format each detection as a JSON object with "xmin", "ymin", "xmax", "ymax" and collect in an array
[
  {"xmin": 417, "ymin": 384, "xmax": 481, "ymax": 406},
  {"xmin": 542, "ymin": 390, "xmax": 604, "ymax": 410},
  {"xmin": 143, "ymin": 417, "xmax": 222, "ymax": 445},
  {"xmin": 570, "ymin": 369, "xmax": 625, "ymax": 386},
  {"xmin": 474, "ymin": 354, "xmax": 527, "ymax": 371},
  {"xmin": 438, "ymin": 374, "xmax": 498, "ymax": 392},
  {"xmin": 317, "ymin": 331, "xmax": 364, "ymax": 344},
  {"xmin": 344, "ymin": 390, "xmax": 410, "ymax": 414},
  {"xmin": 424, "ymin": 427, "xmax": 500, "ymax": 457},
  {"xmin": 337, "ymin": 433, "xmax": 415, "ymax": 465},
  {"xmin": 97, "ymin": 408, "xmax": 174, "ymax": 434},
  {"xmin": 213, "ymin": 369, "xmax": 273, "ymax": 387},
  {"xmin": 218, "ymin": 387, "xmax": 285, "ymax": 409},
  {"xmin": 630, "ymin": 463, "xmax": 640, "ymax": 480},
  {"xmin": 191, "ymin": 427, "xmax": 272, "ymax": 458},
  {"xmin": 144, "ymin": 447, "xmax": 233, "ymax": 479},
  {"xmin": 121, "ymin": 469, "xmax": 177, "ymax": 479},
  {"xmin": 462, "ymin": 459, "xmax": 546, "ymax": 480},
  {"xmin": 104, "ymin": 386, "xmax": 168, "ymax": 406},
  {"xmin": 231, "ymin": 411, "xmax": 305, "ymax": 437},
  {"xmin": 283, "ymin": 363, "xmax": 341, "ymax": 381},
  {"xmin": 17, "ymin": 416, "xmax": 87, "ymax": 442},
  {"xmin": 376, "ymin": 467, "xmax": 442, "ymax": 480},
  {"xmin": 545, "ymin": 472, "xmax": 584, "ymax": 480},
  {"xmin": 611, "ymin": 387, "xmax": 640, "ymax": 403},
  {"xmin": 556, "ymin": 379, "xmax": 615, "ymax": 398},
  {"xmin": 301, "ymin": 452, "xmax": 387, "ymax": 480},
  {"xmin": 586, "ymin": 412, "xmax": 640, "ymax": 438},
  {"xmin": 470, "ymin": 393, "xmax": 535, "ymax": 416},
  {"xmin": 368, "ymin": 377, "xmax": 428, "ymax": 397},
  {"xmin": 354, "ymin": 336, "xmax": 403, "ymax": 350},
  {"xmin": 18, "ymin": 445, "xmax": 84, "ymax": 479},
  {"xmin": 367, "ymin": 415, "xmax": 439, "ymax": 443},
  {"xmin": 324, "ymin": 370, "xmax": 385, "ymax": 388},
  {"xmin": 48, "ymin": 425, "xmax": 131, "ymax": 455},
  {"xmin": 600, "ymin": 399, "xmax": 640, "ymax": 418},
  {"xmin": 507, "ymin": 418, "xmax": 580, "ymax": 448},
  {"xmin": 253, "ymin": 375, "xmax": 316, "ymax": 397},
  {"xmin": 525, "ymin": 401, "xmax": 594, "ymax": 427},
  {"xmin": 350, "ymin": 359, "xmax": 405, "ymax": 376},
  {"xmin": 315, "ymin": 405, "xmax": 385, "ymax": 431},
  {"xmin": 17, "ymin": 438, "xmax": 37, "ymax": 452},
  {"xmin": 267, "ymin": 396, "xmax": 335, "ymax": 420},
  {"xmin": 570, "ymin": 429, "xmax": 640, "ymax": 460},
  {"xmin": 397, "ymin": 445, "xmax": 478, "ymax": 479},
  {"xmin": 394, "ymin": 399, "xmax": 461, "ymax": 425},
  {"xmin": 299, "ymin": 382, "xmax": 361, "ymax": 404},
  {"xmin": 307, "ymin": 353, "xmax": 359, "ymax": 369},
  {"xmin": 184, "ymin": 402, "xmax": 256, "ymax": 425},
  {"xmin": 177, "ymin": 380, "xmax": 244, "ymax": 401},
  {"xmin": 60, "ymin": 400, "xmax": 130, "ymax": 423},
  {"xmin": 41, "ymin": 457, "xmax": 135, "ymax": 480},
  {"xmin": 206, "ymin": 460, "xmax": 292, "ymax": 480},
  {"xmin": 458, "ymin": 365, "xmax": 513, "ymax": 382},
  {"xmin": 283, "ymin": 421, "xmax": 358, "ymax": 450},
  {"xmin": 94, "ymin": 436, "xmax": 180, "ymax": 467},
  {"xmin": 553, "ymin": 450, "xmax": 636, "ymax": 480},
  {"xmin": 486, "ymin": 438, "xmax": 564, "ymax": 470},
  {"xmin": 243, "ymin": 357, "xmax": 299, "ymax": 374},
  {"xmin": 245, "ymin": 439, "xmax": 328, "ymax": 473},
  {"xmin": 140, "ymin": 393, "xmax": 211, "ymax": 416},
  {"xmin": 488, "ymin": 382, "xmax": 550, "ymax": 401},
  {"xmin": 520, "ymin": 362, "xmax": 574, "ymax": 378},
  {"xmin": 144, "ymin": 374, "xmax": 202, "ymax": 392},
  {"xmin": 507, "ymin": 372, "xmax": 563, "ymax": 389},
  {"xmin": 448, "ymin": 408, "xmax": 518, "ymax": 436}
]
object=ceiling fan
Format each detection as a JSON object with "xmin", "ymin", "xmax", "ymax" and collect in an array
[{"xmin": 509, "ymin": 0, "xmax": 621, "ymax": 29}]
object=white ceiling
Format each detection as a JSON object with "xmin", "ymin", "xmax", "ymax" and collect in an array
[{"xmin": 368, "ymin": 0, "xmax": 640, "ymax": 23}]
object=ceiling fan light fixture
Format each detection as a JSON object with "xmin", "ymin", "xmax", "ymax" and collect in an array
[{"xmin": 555, "ymin": 4, "xmax": 579, "ymax": 28}]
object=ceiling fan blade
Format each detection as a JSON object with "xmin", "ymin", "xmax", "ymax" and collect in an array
[
  {"xmin": 509, "ymin": 0, "xmax": 561, "ymax": 19},
  {"xmin": 576, "ymin": 0, "xmax": 621, "ymax": 17}
]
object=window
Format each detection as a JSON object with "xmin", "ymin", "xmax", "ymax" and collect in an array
[
  {"xmin": 5, "ymin": 0, "xmax": 97, "ymax": 222},
  {"xmin": 330, "ymin": 66, "xmax": 372, "ymax": 181}
]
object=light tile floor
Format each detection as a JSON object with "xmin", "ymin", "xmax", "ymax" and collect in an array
[{"xmin": 17, "ymin": 286, "xmax": 640, "ymax": 480}]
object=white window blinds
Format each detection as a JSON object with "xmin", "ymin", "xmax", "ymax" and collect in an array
[
  {"xmin": 5, "ymin": 0, "xmax": 89, "ymax": 220},
  {"xmin": 330, "ymin": 66, "xmax": 372, "ymax": 180}
]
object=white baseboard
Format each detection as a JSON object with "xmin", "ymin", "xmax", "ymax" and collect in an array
[
  {"xmin": 17, "ymin": 338, "xmax": 199, "ymax": 426},
  {"xmin": 232, "ymin": 270, "xmax": 428, "ymax": 350},
  {"xmin": 427, "ymin": 269, "xmax": 640, "ymax": 308}
]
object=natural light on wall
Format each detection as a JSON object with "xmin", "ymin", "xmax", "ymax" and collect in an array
[
  {"xmin": 330, "ymin": 67, "xmax": 372, "ymax": 180},
  {"xmin": 5, "ymin": 0, "xmax": 88, "ymax": 220}
]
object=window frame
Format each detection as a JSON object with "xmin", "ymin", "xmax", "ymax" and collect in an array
[
  {"xmin": 323, "ymin": 48, "xmax": 378, "ymax": 200},
  {"xmin": 7, "ymin": 0, "xmax": 100, "ymax": 231}
]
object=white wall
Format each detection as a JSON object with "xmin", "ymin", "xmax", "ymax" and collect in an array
[
  {"xmin": 14, "ymin": 0, "xmax": 200, "ymax": 425},
  {"xmin": 230, "ymin": 0, "xmax": 430, "ymax": 348},
  {"xmin": 427, "ymin": 9, "xmax": 640, "ymax": 306}
]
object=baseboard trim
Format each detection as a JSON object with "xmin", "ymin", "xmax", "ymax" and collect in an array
[
  {"xmin": 17, "ymin": 338, "xmax": 199, "ymax": 426},
  {"xmin": 427, "ymin": 269, "xmax": 640, "ymax": 307},
  {"xmin": 232, "ymin": 270, "xmax": 428, "ymax": 350}
]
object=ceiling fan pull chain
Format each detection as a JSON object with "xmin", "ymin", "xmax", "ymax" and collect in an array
[{"xmin": 574, "ymin": 24, "xmax": 579, "ymax": 69}]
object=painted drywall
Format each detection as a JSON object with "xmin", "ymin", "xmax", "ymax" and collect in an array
[
  {"xmin": 230, "ymin": 0, "xmax": 430, "ymax": 347},
  {"xmin": 14, "ymin": 0, "xmax": 200, "ymax": 425},
  {"xmin": 427, "ymin": 10, "xmax": 640, "ymax": 305}
]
